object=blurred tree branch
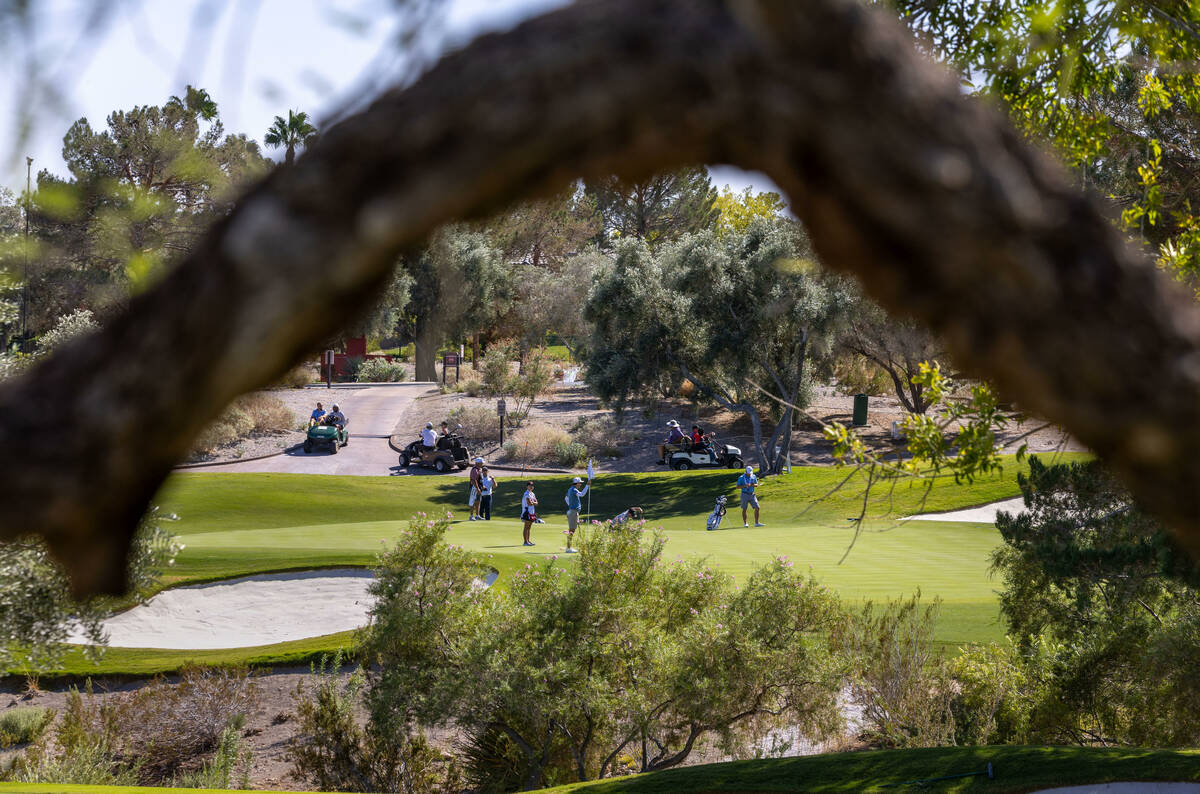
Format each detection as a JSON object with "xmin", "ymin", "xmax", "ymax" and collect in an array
[{"xmin": 1, "ymin": 0, "xmax": 1197, "ymax": 596}]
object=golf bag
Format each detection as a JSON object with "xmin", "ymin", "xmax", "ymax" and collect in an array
[{"xmin": 706, "ymin": 495, "xmax": 728, "ymax": 531}]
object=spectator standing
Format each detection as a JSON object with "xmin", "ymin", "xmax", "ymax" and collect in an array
[
  {"xmin": 521, "ymin": 481, "xmax": 539, "ymax": 546},
  {"xmin": 479, "ymin": 467, "xmax": 496, "ymax": 521},
  {"xmin": 467, "ymin": 457, "xmax": 485, "ymax": 520},
  {"xmin": 563, "ymin": 476, "xmax": 591, "ymax": 553},
  {"xmin": 738, "ymin": 466, "xmax": 763, "ymax": 527}
]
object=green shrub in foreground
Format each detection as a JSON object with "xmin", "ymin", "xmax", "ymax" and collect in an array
[
  {"xmin": 349, "ymin": 513, "xmax": 844, "ymax": 791},
  {"xmin": 0, "ymin": 707, "xmax": 51, "ymax": 746}
]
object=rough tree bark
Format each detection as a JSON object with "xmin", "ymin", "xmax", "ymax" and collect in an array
[{"xmin": 3, "ymin": 0, "xmax": 1199, "ymax": 597}]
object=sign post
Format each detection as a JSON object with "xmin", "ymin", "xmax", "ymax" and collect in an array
[
  {"xmin": 497, "ymin": 399, "xmax": 507, "ymax": 445},
  {"xmin": 324, "ymin": 350, "xmax": 335, "ymax": 388},
  {"xmin": 442, "ymin": 352, "xmax": 461, "ymax": 386}
]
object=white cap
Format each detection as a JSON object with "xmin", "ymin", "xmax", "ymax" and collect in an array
[
  {"xmin": 426, "ymin": 422, "xmax": 433, "ymax": 428},
  {"xmin": 667, "ymin": 420, "xmax": 679, "ymax": 427},
  {"xmin": 745, "ymin": 466, "xmax": 753, "ymax": 475},
  {"xmin": 474, "ymin": 457, "xmax": 484, "ymax": 463},
  {"xmin": 572, "ymin": 477, "xmax": 583, "ymax": 483}
]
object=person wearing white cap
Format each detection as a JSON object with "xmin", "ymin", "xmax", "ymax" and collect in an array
[
  {"xmin": 737, "ymin": 465, "xmax": 763, "ymax": 527},
  {"xmin": 467, "ymin": 457, "xmax": 485, "ymax": 520},
  {"xmin": 563, "ymin": 475, "xmax": 591, "ymax": 552},
  {"xmin": 656, "ymin": 420, "xmax": 686, "ymax": 465},
  {"xmin": 421, "ymin": 421, "xmax": 437, "ymax": 451}
]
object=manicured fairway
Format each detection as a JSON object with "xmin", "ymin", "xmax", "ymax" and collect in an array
[{"xmin": 43, "ymin": 453, "xmax": 1087, "ymax": 676}]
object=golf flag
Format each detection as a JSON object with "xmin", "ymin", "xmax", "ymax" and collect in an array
[{"xmin": 587, "ymin": 458, "xmax": 595, "ymax": 480}]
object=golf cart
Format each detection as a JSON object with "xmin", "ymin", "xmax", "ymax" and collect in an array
[
  {"xmin": 668, "ymin": 438, "xmax": 744, "ymax": 470},
  {"xmin": 305, "ymin": 417, "xmax": 349, "ymax": 454},
  {"xmin": 399, "ymin": 428, "xmax": 471, "ymax": 472}
]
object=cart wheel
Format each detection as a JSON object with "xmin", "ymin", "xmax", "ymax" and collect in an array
[
  {"xmin": 435, "ymin": 458, "xmax": 449, "ymax": 473},
  {"xmin": 330, "ymin": 440, "xmax": 339, "ymax": 454},
  {"xmin": 303, "ymin": 440, "xmax": 312, "ymax": 453},
  {"xmin": 674, "ymin": 460, "xmax": 692, "ymax": 471}
]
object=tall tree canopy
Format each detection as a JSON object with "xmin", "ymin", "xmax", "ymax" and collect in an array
[
  {"xmin": 586, "ymin": 218, "xmax": 851, "ymax": 470},
  {"xmin": 585, "ymin": 166, "xmax": 719, "ymax": 248},
  {"xmin": 27, "ymin": 86, "xmax": 269, "ymax": 327}
]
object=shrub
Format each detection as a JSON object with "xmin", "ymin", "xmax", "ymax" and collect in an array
[
  {"xmin": 239, "ymin": 393, "xmax": 295, "ymax": 432},
  {"xmin": 553, "ymin": 440, "xmax": 587, "ymax": 468},
  {"xmin": 480, "ymin": 348, "xmax": 513, "ymax": 396},
  {"xmin": 275, "ymin": 362, "xmax": 318, "ymax": 388},
  {"xmin": 356, "ymin": 357, "xmax": 407, "ymax": 383},
  {"xmin": 842, "ymin": 593, "xmax": 955, "ymax": 748},
  {"xmin": 570, "ymin": 415, "xmax": 634, "ymax": 458},
  {"xmin": 448, "ymin": 403, "xmax": 501, "ymax": 442},
  {"xmin": 344, "ymin": 356, "xmax": 365, "ymax": 380},
  {"xmin": 501, "ymin": 423, "xmax": 571, "ymax": 464},
  {"xmin": 288, "ymin": 653, "xmax": 460, "ymax": 794},
  {"xmin": 6, "ymin": 668, "xmax": 258, "ymax": 786},
  {"xmin": 0, "ymin": 706, "xmax": 51, "ymax": 746},
  {"xmin": 37, "ymin": 309, "xmax": 99, "ymax": 356}
]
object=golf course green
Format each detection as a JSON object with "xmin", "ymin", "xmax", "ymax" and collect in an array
[{"xmin": 44, "ymin": 453, "xmax": 1088, "ymax": 676}]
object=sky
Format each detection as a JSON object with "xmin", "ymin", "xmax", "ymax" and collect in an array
[{"xmin": 0, "ymin": 0, "xmax": 776, "ymax": 197}]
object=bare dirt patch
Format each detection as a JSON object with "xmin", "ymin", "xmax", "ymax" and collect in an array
[{"xmin": 394, "ymin": 377, "xmax": 1085, "ymax": 475}]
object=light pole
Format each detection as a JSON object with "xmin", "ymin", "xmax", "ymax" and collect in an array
[{"xmin": 21, "ymin": 156, "xmax": 31, "ymax": 353}]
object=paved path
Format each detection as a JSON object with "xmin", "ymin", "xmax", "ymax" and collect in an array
[{"xmin": 189, "ymin": 383, "xmax": 429, "ymax": 476}]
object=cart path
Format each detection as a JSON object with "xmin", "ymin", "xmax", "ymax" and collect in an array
[{"xmin": 189, "ymin": 383, "xmax": 430, "ymax": 476}]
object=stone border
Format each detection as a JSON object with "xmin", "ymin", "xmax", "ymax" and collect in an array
[{"xmin": 174, "ymin": 444, "xmax": 302, "ymax": 470}]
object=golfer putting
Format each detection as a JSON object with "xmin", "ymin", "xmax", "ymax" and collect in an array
[{"xmin": 738, "ymin": 466, "xmax": 764, "ymax": 527}]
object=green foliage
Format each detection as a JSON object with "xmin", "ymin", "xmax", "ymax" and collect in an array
[
  {"xmin": 585, "ymin": 167, "xmax": 718, "ymax": 249},
  {"xmin": 23, "ymin": 86, "xmax": 268, "ymax": 328},
  {"xmin": 263, "ymin": 109, "xmax": 317, "ymax": 165},
  {"xmin": 361, "ymin": 514, "xmax": 844, "ymax": 790},
  {"xmin": 0, "ymin": 707, "xmax": 51, "ymax": 746},
  {"xmin": 288, "ymin": 653, "xmax": 458, "ymax": 793},
  {"xmin": 355, "ymin": 357, "xmax": 407, "ymax": 383},
  {"xmin": 712, "ymin": 185, "xmax": 788, "ymax": 238},
  {"xmin": 171, "ymin": 724, "xmax": 251, "ymax": 790},
  {"xmin": 843, "ymin": 593, "xmax": 955, "ymax": 748},
  {"xmin": 552, "ymin": 440, "xmax": 587, "ymax": 467},
  {"xmin": 586, "ymin": 217, "xmax": 851, "ymax": 469},
  {"xmin": 888, "ymin": 1, "xmax": 1200, "ymax": 289},
  {"xmin": 0, "ymin": 505, "xmax": 180, "ymax": 673},
  {"xmin": 988, "ymin": 457, "xmax": 1200, "ymax": 746}
]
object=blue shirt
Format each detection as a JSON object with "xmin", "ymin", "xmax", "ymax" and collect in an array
[
  {"xmin": 311, "ymin": 408, "xmax": 325, "ymax": 421},
  {"xmin": 737, "ymin": 474, "xmax": 758, "ymax": 495},
  {"xmin": 565, "ymin": 484, "xmax": 589, "ymax": 511}
]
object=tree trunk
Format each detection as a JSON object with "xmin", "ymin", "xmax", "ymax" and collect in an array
[
  {"xmin": 3, "ymin": 0, "xmax": 1199, "ymax": 597},
  {"xmin": 472, "ymin": 331, "xmax": 480, "ymax": 369},
  {"xmin": 414, "ymin": 319, "xmax": 438, "ymax": 382}
]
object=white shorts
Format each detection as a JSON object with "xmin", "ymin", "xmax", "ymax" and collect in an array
[{"xmin": 468, "ymin": 486, "xmax": 478, "ymax": 506}]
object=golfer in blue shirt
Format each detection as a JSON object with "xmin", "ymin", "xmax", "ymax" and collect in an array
[{"xmin": 737, "ymin": 466, "xmax": 763, "ymax": 527}]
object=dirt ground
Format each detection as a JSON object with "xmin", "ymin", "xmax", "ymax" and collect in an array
[
  {"xmin": 0, "ymin": 665, "xmax": 859, "ymax": 790},
  {"xmin": 398, "ymin": 375, "xmax": 1086, "ymax": 475}
]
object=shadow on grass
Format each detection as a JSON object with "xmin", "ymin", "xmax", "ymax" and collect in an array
[{"xmin": 427, "ymin": 471, "xmax": 743, "ymax": 521}]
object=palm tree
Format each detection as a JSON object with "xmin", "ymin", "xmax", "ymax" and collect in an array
[
  {"xmin": 264, "ymin": 110, "xmax": 318, "ymax": 166},
  {"xmin": 166, "ymin": 85, "xmax": 218, "ymax": 121}
]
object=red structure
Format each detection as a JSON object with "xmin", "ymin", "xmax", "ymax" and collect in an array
[{"xmin": 326, "ymin": 336, "xmax": 397, "ymax": 377}]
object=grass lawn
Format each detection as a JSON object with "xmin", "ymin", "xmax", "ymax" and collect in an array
[
  {"xmin": 34, "ymin": 453, "xmax": 1087, "ymax": 677},
  {"xmin": 547, "ymin": 746, "xmax": 1200, "ymax": 793},
  {"xmin": 0, "ymin": 746, "xmax": 1195, "ymax": 793}
]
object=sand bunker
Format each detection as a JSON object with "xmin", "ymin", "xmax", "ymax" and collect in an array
[
  {"xmin": 69, "ymin": 569, "xmax": 375, "ymax": 650},
  {"xmin": 902, "ymin": 496, "xmax": 1026, "ymax": 525},
  {"xmin": 67, "ymin": 568, "xmax": 499, "ymax": 650}
]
